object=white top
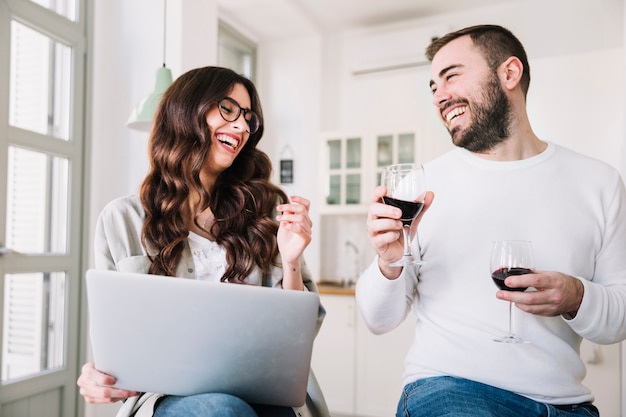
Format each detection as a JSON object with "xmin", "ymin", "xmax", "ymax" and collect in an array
[
  {"xmin": 187, "ymin": 231, "xmax": 263, "ymax": 285},
  {"xmin": 187, "ymin": 231, "xmax": 227, "ymax": 282},
  {"xmin": 356, "ymin": 143, "xmax": 626, "ymax": 405}
]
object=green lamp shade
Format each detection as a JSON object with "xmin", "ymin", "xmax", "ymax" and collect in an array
[{"xmin": 126, "ymin": 65, "xmax": 173, "ymax": 131}]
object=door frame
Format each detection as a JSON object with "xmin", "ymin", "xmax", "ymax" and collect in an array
[{"xmin": 0, "ymin": 0, "xmax": 91, "ymax": 416}]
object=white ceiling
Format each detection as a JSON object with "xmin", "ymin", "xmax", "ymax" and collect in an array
[{"xmin": 217, "ymin": 0, "xmax": 521, "ymax": 41}]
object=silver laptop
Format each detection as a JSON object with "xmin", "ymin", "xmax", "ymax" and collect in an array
[{"xmin": 85, "ymin": 269, "xmax": 320, "ymax": 407}]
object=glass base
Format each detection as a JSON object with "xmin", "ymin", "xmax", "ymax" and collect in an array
[
  {"xmin": 389, "ymin": 255, "xmax": 423, "ymax": 267},
  {"xmin": 493, "ymin": 335, "xmax": 531, "ymax": 344}
]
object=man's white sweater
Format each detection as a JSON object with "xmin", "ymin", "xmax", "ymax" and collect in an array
[{"xmin": 356, "ymin": 143, "xmax": 626, "ymax": 405}]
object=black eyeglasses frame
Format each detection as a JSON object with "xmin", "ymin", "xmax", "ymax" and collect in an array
[{"xmin": 217, "ymin": 97, "xmax": 261, "ymax": 134}]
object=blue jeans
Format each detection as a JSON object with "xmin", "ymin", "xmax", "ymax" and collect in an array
[
  {"xmin": 153, "ymin": 393, "xmax": 296, "ymax": 417},
  {"xmin": 397, "ymin": 377, "xmax": 600, "ymax": 417}
]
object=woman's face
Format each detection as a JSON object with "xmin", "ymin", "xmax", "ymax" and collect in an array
[{"xmin": 203, "ymin": 82, "xmax": 253, "ymax": 179}]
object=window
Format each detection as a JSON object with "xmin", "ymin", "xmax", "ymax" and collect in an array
[{"xmin": 218, "ymin": 20, "xmax": 257, "ymax": 82}]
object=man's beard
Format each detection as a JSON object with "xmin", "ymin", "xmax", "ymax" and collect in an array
[{"xmin": 449, "ymin": 75, "xmax": 512, "ymax": 153}]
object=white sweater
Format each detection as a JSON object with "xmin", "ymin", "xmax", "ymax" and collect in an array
[{"xmin": 356, "ymin": 143, "xmax": 626, "ymax": 405}]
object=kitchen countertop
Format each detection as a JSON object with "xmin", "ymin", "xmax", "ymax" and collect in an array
[{"xmin": 316, "ymin": 281, "xmax": 355, "ymax": 296}]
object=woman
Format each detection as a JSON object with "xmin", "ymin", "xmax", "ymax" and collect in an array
[{"xmin": 77, "ymin": 66, "xmax": 328, "ymax": 417}]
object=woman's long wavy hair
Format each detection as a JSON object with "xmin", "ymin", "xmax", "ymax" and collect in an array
[{"xmin": 139, "ymin": 66, "xmax": 288, "ymax": 282}]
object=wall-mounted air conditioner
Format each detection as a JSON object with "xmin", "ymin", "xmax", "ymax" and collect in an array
[
  {"xmin": 351, "ymin": 55, "xmax": 431, "ymax": 76},
  {"xmin": 346, "ymin": 24, "xmax": 448, "ymax": 76}
]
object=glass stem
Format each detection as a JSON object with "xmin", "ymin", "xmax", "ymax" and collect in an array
[
  {"xmin": 508, "ymin": 301, "xmax": 513, "ymax": 336},
  {"xmin": 403, "ymin": 225, "xmax": 411, "ymax": 256}
]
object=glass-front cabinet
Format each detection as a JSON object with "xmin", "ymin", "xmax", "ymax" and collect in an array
[
  {"xmin": 321, "ymin": 131, "xmax": 417, "ymax": 213},
  {"xmin": 324, "ymin": 135, "xmax": 365, "ymax": 208},
  {"xmin": 375, "ymin": 132, "xmax": 415, "ymax": 187}
]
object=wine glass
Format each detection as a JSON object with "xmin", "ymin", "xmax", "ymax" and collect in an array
[
  {"xmin": 381, "ymin": 163, "xmax": 426, "ymax": 267},
  {"xmin": 490, "ymin": 240, "xmax": 534, "ymax": 343}
]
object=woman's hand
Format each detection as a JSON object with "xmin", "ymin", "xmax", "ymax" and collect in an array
[
  {"xmin": 276, "ymin": 195, "xmax": 312, "ymax": 263},
  {"xmin": 77, "ymin": 362, "xmax": 140, "ymax": 404},
  {"xmin": 276, "ymin": 195, "xmax": 312, "ymax": 290}
]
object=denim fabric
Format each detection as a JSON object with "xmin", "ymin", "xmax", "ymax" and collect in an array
[
  {"xmin": 153, "ymin": 393, "xmax": 296, "ymax": 417},
  {"xmin": 396, "ymin": 377, "xmax": 599, "ymax": 417}
]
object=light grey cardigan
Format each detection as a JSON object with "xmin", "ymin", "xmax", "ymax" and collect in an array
[{"xmin": 93, "ymin": 195, "xmax": 330, "ymax": 417}]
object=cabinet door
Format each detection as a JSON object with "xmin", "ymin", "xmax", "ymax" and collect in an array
[
  {"xmin": 325, "ymin": 139, "xmax": 343, "ymax": 206},
  {"xmin": 375, "ymin": 133, "xmax": 416, "ymax": 166},
  {"xmin": 375, "ymin": 132, "xmax": 416, "ymax": 187},
  {"xmin": 355, "ymin": 314, "xmax": 415, "ymax": 417},
  {"xmin": 580, "ymin": 341, "xmax": 621, "ymax": 415},
  {"xmin": 311, "ymin": 295, "xmax": 356, "ymax": 415},
  {"xmin": 323, "ymin": 135, "xmax": 365, "ymax": 208}
]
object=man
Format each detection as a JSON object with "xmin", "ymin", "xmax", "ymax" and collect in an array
[{"xmin": 356, "ymin": 24, "xmax": 626, "ymax": 417}]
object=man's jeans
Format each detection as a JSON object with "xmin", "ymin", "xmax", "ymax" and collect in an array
[
  {"xmin": 154, "ymin": 393, "xmax": 296, "ymax": 417},
  {"xmin": 397, "ymin": 376, "xmax": 600, "ymax": 417}
]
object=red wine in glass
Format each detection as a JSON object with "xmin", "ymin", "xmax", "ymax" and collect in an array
[
  {"xmin": 489, "ymin": 240, "xmax": 534, "ymax": 343},
  {"xmin": 491, "ymin": 267, "xmax": 532, "ymax": 291},
  {"xmin": 381, "ymin": 164, "xmax": 426, "ymax": 266},
  {"xmin": 382, "ymin": 196, "xmax": 424, "ymax": 226}
]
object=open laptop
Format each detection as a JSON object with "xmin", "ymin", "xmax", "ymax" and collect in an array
[{"xmin": 85, "ymin": 269, "xmax": 320, "ymax": 407}]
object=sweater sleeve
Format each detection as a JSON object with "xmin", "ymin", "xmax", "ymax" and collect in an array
[
  {"xmin": 355, "ymin": 257, "xmax": 416, "ymax": 335},
  {"xmin": 93, "ymin": 196, "xmax": 150, "ymax": 272},
  {"xmin": 566, "ymin": 172, "xmax": 626, "ymax": 344}
]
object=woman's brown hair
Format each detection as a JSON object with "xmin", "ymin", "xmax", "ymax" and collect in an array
[{"xmin": 139, "ymin": 66, "xmax": 288, "ymax": 282}]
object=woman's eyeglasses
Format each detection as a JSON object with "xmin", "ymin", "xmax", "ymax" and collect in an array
[{"xmin": 218, "ymin": 97, "xmax": 261, "ymax": 134}]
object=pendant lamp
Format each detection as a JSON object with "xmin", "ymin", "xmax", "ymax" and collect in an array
[{"xmin": 126, "ymin": 0, "xmax": 173, "ymax": 131}]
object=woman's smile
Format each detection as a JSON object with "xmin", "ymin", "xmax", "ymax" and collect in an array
[{"xmin": 215, "ymin": 132, "xmax": 242, "ymax": 153}]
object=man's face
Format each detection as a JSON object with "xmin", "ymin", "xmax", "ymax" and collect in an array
[{"xmin": 429, "ymin": 36, "xmax": 512, "ymax": 153}]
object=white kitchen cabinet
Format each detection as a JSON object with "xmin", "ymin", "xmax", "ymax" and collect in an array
[
  {"xmin": 354, "ymin": 304, "xmax": 414, "ymax": 417},
  {"xmin": 312, "ymin": 294, "xmax": 357, "ymax": 416},
  {"xmin": 321, "ymin": 133, "xmax": 368, "ymax": 212},
  {"xmin": 312, "ymin": 293, "xmax": 413, "ymax": 417}
]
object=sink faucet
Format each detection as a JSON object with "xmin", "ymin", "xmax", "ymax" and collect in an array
[{"xmin": 344, "ymin": 240, "xmax": 360, "ymax": 287}]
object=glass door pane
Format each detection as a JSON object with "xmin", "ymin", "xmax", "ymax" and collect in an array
[
  {"xmin": 398, "ymin": 133, "xmax": 415, "ymax": 164},
  {"xmin": 327, "ymin": 139, "xmax": 341, "ymax": 170},
  {"xmin": 377, "ymin": 135, "xmax": 393, "ymax": 167},
  {"xmin": 327, "ymin": 175, "xmax": 341, "ymax": 205},
  {"xmin": 29, "ymin": 0, "xmax": 77, "ymax": 22},
  {"xmin": 10, "ymin": 20, "xmax": 72, "ymax": 140},
  {"xmin": 346, "ymin": 174, "xmax": 360, "ymax": 205},
  {"xmin": 346, "ymin": 138, "xmax": 361, "ymax": 169},
  {"xmin": 1, "ymin": 271, "xmax": 66, "ymax": 382},
  {"xmin": 6, "ymin": 146, "xmax": 69, "ymax": 254}
]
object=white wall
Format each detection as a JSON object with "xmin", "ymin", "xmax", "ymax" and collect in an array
[
  {"xmin": 256, "ymin": 35, "xmax": 323, "ymax": 278},
  {"xmin": 90, "ymin": 0, "xmax": 218, "ymax": 256}
]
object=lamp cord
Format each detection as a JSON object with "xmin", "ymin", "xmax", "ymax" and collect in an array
[{"xmin": 162, "ymin": 0, "xmax": 167, "ymax": 67}]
